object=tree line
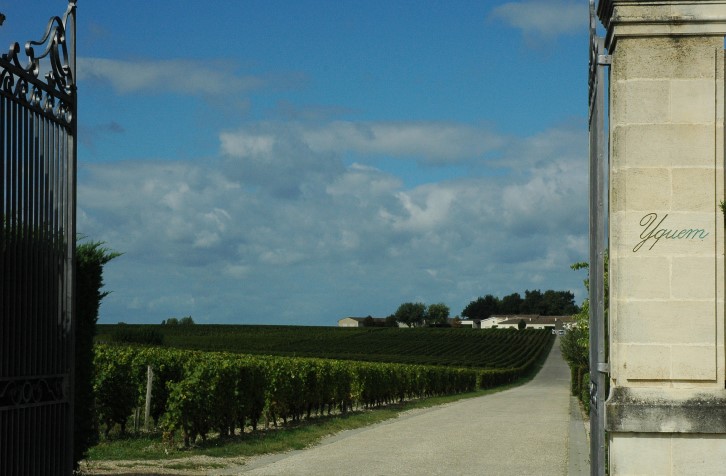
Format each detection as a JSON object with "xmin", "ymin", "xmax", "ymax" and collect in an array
[
  {"xmin": 356, "ymin": 302, "xmax": 451, "ymax": 328},
  {"xmin": 366, "ymin": 290, "xmax": 579, "ymax": 329},
  {"xmin": 461, "ymin": 289, "xmax": 580, "ymax": 321}
]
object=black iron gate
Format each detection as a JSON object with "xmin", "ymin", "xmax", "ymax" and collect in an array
[{"xmin": 0, "ymin": 2, "xmax": 77, "ymax": 474}]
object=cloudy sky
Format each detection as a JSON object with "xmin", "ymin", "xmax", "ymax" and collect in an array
[{"xmin": 2, "ymin": 0, "xmax": 592, "ymax": 325}]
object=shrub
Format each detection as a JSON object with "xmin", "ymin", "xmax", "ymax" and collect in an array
[{"xmin": 75, "ymin": 241, "xmax": 120, "ymax": 466}]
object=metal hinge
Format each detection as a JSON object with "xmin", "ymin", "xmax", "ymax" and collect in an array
[{"xmin": 598, "ymin": 54, "xmax": 612, "ymax": 66}]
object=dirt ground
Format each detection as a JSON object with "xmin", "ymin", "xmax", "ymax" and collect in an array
[{"xmin": 79, "ymin": 454, "xmax": 249, "ymax": 475}]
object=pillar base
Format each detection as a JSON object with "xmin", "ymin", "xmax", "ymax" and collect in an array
[{"xmin": 607, "ymin": 387, "xmax": 726, "ymax": 434}]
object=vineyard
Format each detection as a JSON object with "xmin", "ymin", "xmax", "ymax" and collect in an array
[
  {"xmin": 96, "ymin": 325, "xmax": 555, "ymax": 369},
  {"xmin": 92, "ymin": 327, "xmax": 554, "ymax": 446},
  {"xmin": 95, "ymin": 345, "xmax": 477, "ymax": 446}
]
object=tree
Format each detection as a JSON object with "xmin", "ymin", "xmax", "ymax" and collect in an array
[
  {"xmin": 541, "ymin": 290, "xmax": 579, "ymax": 315},
  {"xmin": 427, "ymin": 303, "xmax": 450, "ymax": 326},
  {"xmin": 362, "ymin": 315, "xmax": 375, "ymax": 327},
  {"xmin": 179, "ymin": 315, "xmax": 195, "ymax": 325},
  {"xmin": 517, "ymin": 318, "xmax": 527, "ymax": 330},
  {"xmin": 394, "ymin": 302, "xmax": 427, "ymax": 327},
  {"xmin": 521, "ymin": 289, "xmax": 544, "ymax": 314},
  {"xmin": 461, "ymin": 295, "xmax": 500, "ymax": 320},
  {"xmin": 500, "ymin": 292, "xmax": 523, "ymax": 314},
  {"xmin": 384, "ymin": 314, "xmax": 398, "ymax": 327},
  {"xmin": 165, "ymin": 317, "xmax": 179, "ymax": 326}
]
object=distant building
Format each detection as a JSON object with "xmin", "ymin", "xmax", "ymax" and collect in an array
[
  {"xmin": 338, "ymin": 316, "xmax": 389, "ymax": 328},
  {"xmin": 459, "ymin": 319, "xmax": 481, "ymax": 329},
  {"xmin": 494, "ymin": 315, "xmax": 575, "ymax": 331}
]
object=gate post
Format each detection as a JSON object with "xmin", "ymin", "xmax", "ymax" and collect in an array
[{"xmin": 598, "ymin": 1, "xmax": 726, "ymax": 473}]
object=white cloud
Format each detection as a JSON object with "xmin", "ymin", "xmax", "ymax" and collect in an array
[
  {"xmin": 301, "ymin": 121, "xmax": 505, "ymax": 163},
  {"xmin": 79, "ymin": 123, "xmax": 588, "ymax": 325},
  {"xmin": 491, "ymin": 1, "xmax": 587, "ymax": 39},
  {"xmin": 389, "ymin": 186, "xmax": 457, "ymax": 232},
  {"xmin": 78, "ymin": 57, "xmax": 270, "ymax": 96},
  {"xmin": 221, "ymin": 121, "xmax": 506, "ymax": 168}
]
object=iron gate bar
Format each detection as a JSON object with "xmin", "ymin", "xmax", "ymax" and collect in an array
[{"xmin": 0, "ymin": 2, "xmax": 76, "ymax": 474}]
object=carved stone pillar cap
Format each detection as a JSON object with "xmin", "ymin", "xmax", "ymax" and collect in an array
[{"xmin": 597, "ymin": 0, "xmax": 726, "ymax": 50}]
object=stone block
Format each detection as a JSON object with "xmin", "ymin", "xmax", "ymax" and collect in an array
[
  {"xmin": 612, "ymin": 79, "xmax": 670, "ymax": 125},
  {"xmin": 610, "ymin": 211, "xmax": 639, "ymax": 257},
  {"xmin": 615, "ymin": 124, "xmax": 714, "ymax": 168},
  {"xmin": 613, "ymin": 123, "xmax": 717, "ymax": 174},
  {"xmin": 612, "ymin": 37, "xmax": 721, "ymax": 81},
  {"xmin": 615, "ymin": 255, "xmax": 670, "ymax": 300},
  {"xmin": 671, "ymin": 345, "xmax": 717, "ymax": 380},
  {"xmin": 609, "ymin": 433, "xmax": 671, "ymax": 475},
  {"xmin": 671, "ymin": 435, "xmax": 726, "ymax": 474},
  {"xmin": 611, "ymin": 168, "xmax": 671, "ymax": 212},
  {"xmin": 671, "ymin": 256, "xmax": 716, "ymax": 300},
  {"xmin": 670, "ymin": 79, "xmax": 716, "ymax": 124},
  {"xmin": 618, "ymin": 300, "xmax": 714, "ymax": 345},
  {"xmin": 671, "ymin": 168, "xmax": 715, "ymax": 213},
  {"xmin": 621, "ymin": 344, "xmax": 671, "ymax": 380}
]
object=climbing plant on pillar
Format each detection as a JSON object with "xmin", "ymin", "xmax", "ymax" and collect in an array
[{"xmin": 562, "ymin": 252, "xmax": 609, "ymax": 405}]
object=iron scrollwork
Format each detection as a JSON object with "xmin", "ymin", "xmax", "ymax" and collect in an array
[
  {"xmin": 0, "ymin": 1, "xmax": 76, "ymax": 126},
  {"xmin": 0, "ymin": 376, "xmax": 66, "ymax": 408}
]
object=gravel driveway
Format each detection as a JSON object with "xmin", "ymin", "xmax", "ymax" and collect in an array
[{"xmin": 217, "ymin": 337, "xmax": 588, "ymax": 476}]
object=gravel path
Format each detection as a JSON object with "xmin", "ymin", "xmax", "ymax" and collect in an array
[{"xmin": 217, "ymin": 337, "xmax": 587, "ymax": 476}]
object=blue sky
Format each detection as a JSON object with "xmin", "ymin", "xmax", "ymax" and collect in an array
[{"xmin": 2, "ymin": 0, "xmax": 591, "ymax": 325}]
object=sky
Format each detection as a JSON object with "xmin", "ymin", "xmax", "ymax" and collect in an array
[{"xmin": 1, "ymin": 0, "xmax": 593, "ymax": 325}]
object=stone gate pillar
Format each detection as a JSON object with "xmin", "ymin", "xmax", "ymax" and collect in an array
[{"xmin": 599, "ymin": 1, "xmax": 726, "ymax": 474}]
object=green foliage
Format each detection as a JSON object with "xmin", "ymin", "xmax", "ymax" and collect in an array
[
  {"xmin": 109, "ymin": 325, "xmax": 164, "ymax": 345},
  {"xmin": 462, "ymin": 294, "xmax": 499, "ymax": 320},
  {"xmin": 560, "ymin": 301, "xmax": 589, "ymax": 368},
  {"xmin": 384, "ymin": 315, "xmax": 398, "ymax": 327},
  {"xmin": 94, "ymin": 345, "xmax": 479, "ymax": 446},
  {"xmin": 517, "ymin": 319, "xmax": 526, "ymax": 330},
  {"xmin": 393, "ymin": 302, "xmax": 427, "ymax": 327},
  {"xmin": 499, "ymin": 292, "xmax": 523, "ymax": 314},
  {"xmin": 96, "ymin": 325, "xmax": 554, "ymax": 370},
  {"xmin": 563, "ymin": 252, "xmax": 609, "ymax": 409},
  {"xmin": 93, "ymin": 346, "xmax": 138, "ymax": 438},
  {"xmin": 89, "ymin": 328, "xmax": 555, "ymax": 447},
  {"xmin": 179, "ymin": 316, "xmax": 195, "ymax": 325},
  {"xmin": 426, "ymin": 303, "xmax": 450, "ymax": 326},
  {"xmin": 462, "ymin": 290, "xmax": 579, "ymax": 319},
  {"xmin": 75, "ymin": 240, "xmax": 120, "ymax": 467}
]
